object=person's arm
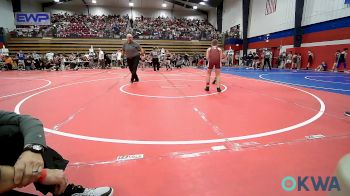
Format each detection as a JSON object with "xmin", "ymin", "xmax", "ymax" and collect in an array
[
  {"xmin": 0, "ymin": 166, "xmax": 67, "ymax": 195},
  {"xmin": 0, "ymin": 166, "xmax": 17, "ymax": 193},
  {"xmin": 139, "ymin": 44, "xmax": 144, "ymax": 55},
  {"xmin": 220, "ymin": 48, "xmax": 225, "ymax": 60},
  {"xmin": 0, "ymin": 111, "xmax": 46, "ymax": 187},
  {"xmin": 122, "ymin": 44, "xmax": 126, "ymax": 57},
  {"xmin": 206, "ymin": 48, "xmax": 210, "ymax": 60},
  {"xmin": 0, "ymin": 111, "xmax": 46, "ymax": 146}
]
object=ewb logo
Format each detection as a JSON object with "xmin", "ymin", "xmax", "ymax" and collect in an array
[
  {"xmin": 15, "ymin": 13, "xmax": 51, "ymax": 26},
  {"xmin": 282, "ymin": 176, "xmax": 341, "ymax": 192}
]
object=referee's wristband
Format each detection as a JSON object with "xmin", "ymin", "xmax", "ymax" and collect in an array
[{"xmin": 38, "ymin": 169, "xmax": 47, "ymax": 183}]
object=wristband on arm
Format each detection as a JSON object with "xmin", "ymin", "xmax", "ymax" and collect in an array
[{"xmin": 38, "ymin": 169, "xmax": 47, "ymax": 183}]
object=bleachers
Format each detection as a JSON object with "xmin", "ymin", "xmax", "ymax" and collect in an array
[{"xmin": 7, "ymin": 38, "xmax": 220, "ymax": 55}]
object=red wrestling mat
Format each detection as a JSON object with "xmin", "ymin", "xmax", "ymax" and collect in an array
[{"xmin": 1, "ymin": 68, "xmax": 349, "ymax": 196}]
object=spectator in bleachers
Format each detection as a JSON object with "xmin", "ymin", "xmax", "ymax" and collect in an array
[
  {"xmin": 224, "ymin": 25, "xmax": 240, "ymax": 39},
  {"xmin": 11, "ymin": 14, "xmax": 220, "ymax": 40}
]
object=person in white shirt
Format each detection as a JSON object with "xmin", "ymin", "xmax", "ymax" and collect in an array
[
  {"xmin": 60, "ymin": 55, "xmax": 66, "ymax": 70},
  {"xmin": 161, "ymin": 48, "xmax": 165, "ymax": 57},
  {"xmin": 0, "ymin": 46, "xmax": 9, "ymax": 56},
  {"xmin": 227, "ymin": 47, "xmax": 234, "ymax": 66},
  {"xmin": 151, "ymin": 48, "xmax": 160, "ymax": 71},
  {"xmin": 98, "ymin": 48, "xmax": 105, "ymax": 68},
  {"xmin": 16, "ymin": 51, "xmax": 25, "ymax": 68},
  {"xmin": 32, "ymin": 52, "xmax": 41, "ymax": 61},
  {"xmin": 111, "ymin": 52, "xmax": 117, "ymax": 67},
  {"xmin": 262, "ymin": 49, "xmax": 272, "ymax": 71},
  {"xmin": 235, "ymin": 52, "xmax": 240, "ymax": 66},
  {"xmin": 88, "ymin": 47, "xmax": 95, "ymax": 58},
  {"xmin": 116, "ymin": 50, "xmax": 122, "ymax": 67},
  {"xmin": 45, "ymin": 52, "xmax": 54, "ymax": 61}
]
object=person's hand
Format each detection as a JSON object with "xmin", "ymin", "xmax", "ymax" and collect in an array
[
  {"xmin": 40, "ymin": 169, "xmax": 68, "ymax": 195},
  {"xmin": 14, "ymin": 151, "xmax": 44, "ymax": 187}
]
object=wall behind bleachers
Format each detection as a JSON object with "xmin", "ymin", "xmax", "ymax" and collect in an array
[
  {"xmin": 222, "ymin": 0, "xmax": 242, "ymax": 33},
  {"xmin": 248, "ymin": 0, "xmax": 296, "ymax": 38},
  {"xmin": 21, "ymin": 0, "xmax": 42, "ymax": 13},
  {"xmin": 0, "ymin": 0, "xmax": 16, "ymax": 31},
  {"xmin": 302, "ymin": 0, "xmax": 350, "ymax": 26},
  {"xmin": 247, "ymin": 0, "xmax": 350, "ymax": 39},
  {"xmin": 208, "ymin": 8, "xmax": 217, "ymax": 29}
]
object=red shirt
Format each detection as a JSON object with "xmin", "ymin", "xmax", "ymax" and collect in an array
[{"xmin": 208, "ymin": 46, "xmax": 221, "ymax": 65}]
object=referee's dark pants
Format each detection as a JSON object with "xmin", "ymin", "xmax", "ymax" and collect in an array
[
  {"xmin": 152, "ymin": 58, "xmax": 160, "ymax": 71},
  {"xmin": 127, "ymin": 55, "xmax": 140, "ymax": 82},
  {"xmin": 0, "ymin": 130, "xmax": 69, "ymax": 195},
  {"xmin": 262, "ymin": 58, "xmax": 272, "ymax": 70}
]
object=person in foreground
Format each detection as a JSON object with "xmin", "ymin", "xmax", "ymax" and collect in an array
[{"xmin": 0, "ymin": 110, "xmax": 114, "ymax": 196}]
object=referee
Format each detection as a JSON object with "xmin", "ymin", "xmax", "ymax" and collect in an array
[{"xmin": 122, "ymin": 34, "xmax": 144, "ymax": 83}]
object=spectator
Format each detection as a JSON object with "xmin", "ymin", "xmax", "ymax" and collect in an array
[
  {"xmin": 262, "ymin": 49, "xmax": 272, "ymax": 71},
  {"xmin": 116, "ymin": 50, "xmax": 123, "ymax": 67},
  {"xmin": 227, "ymin": 47, "xmax": 234, "ymax": 66},
  {"xmin": 285, "ymin": 51, "xmax": 293, "ymax": 69},
  {"xmin": 17, "ymin": 50, "xmax": 25, "ymax": 68},
  {"xmin": 45, "ymin": 51, "xmax": 54, "ymax": 62},
  {"xmin": 306, "ymin": 50, "xmax": 314, "ymax": 70},
  {"xmin": 98, "ymin": 48, "xmax": 105, "ymax": 68},
  {"xmin": 332, "ymin": 50, "xmax": 341, "ymax": 72},
  {"xmin": 291, "ymin": 53, "xmax": 298, "ymax": 69},
  {"xmin": 104, "ymin": 53, "xmax": 111, "ymax": 68},
  {"xmin": 296, "ymin": 53, "xmax": 302, "ymax": 70},
  {"xmin": 252, "ymin": 52, "xmax": 259, "ymax": 70},
  {"xmin": 279, "ymin": 52, "xmax": 287, "ymax": 69},
  {"xmin": 315, "ymin": 61, "xmax": 327, "ymax": 71},
  {"xmin": 235, "ymin": 52, "xmax": 240, "ymax": 66},
  {"xmin": 334, "ymin": 48, "xmax": 348, "ymax": 73},
  {"xmin": 111, "ymin": 52, "xmax": 117, "ymax": 67},
  {"xmin": 247, "ymin": 51, "xmax": 254, "ymax": 67},
  {"xmin": 4, "ymin": 55, "xmax": 14, "ymax": 70},
  {"xmin": 24, "ymin": 55, "xmax": 33, "ymax": 70}
]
